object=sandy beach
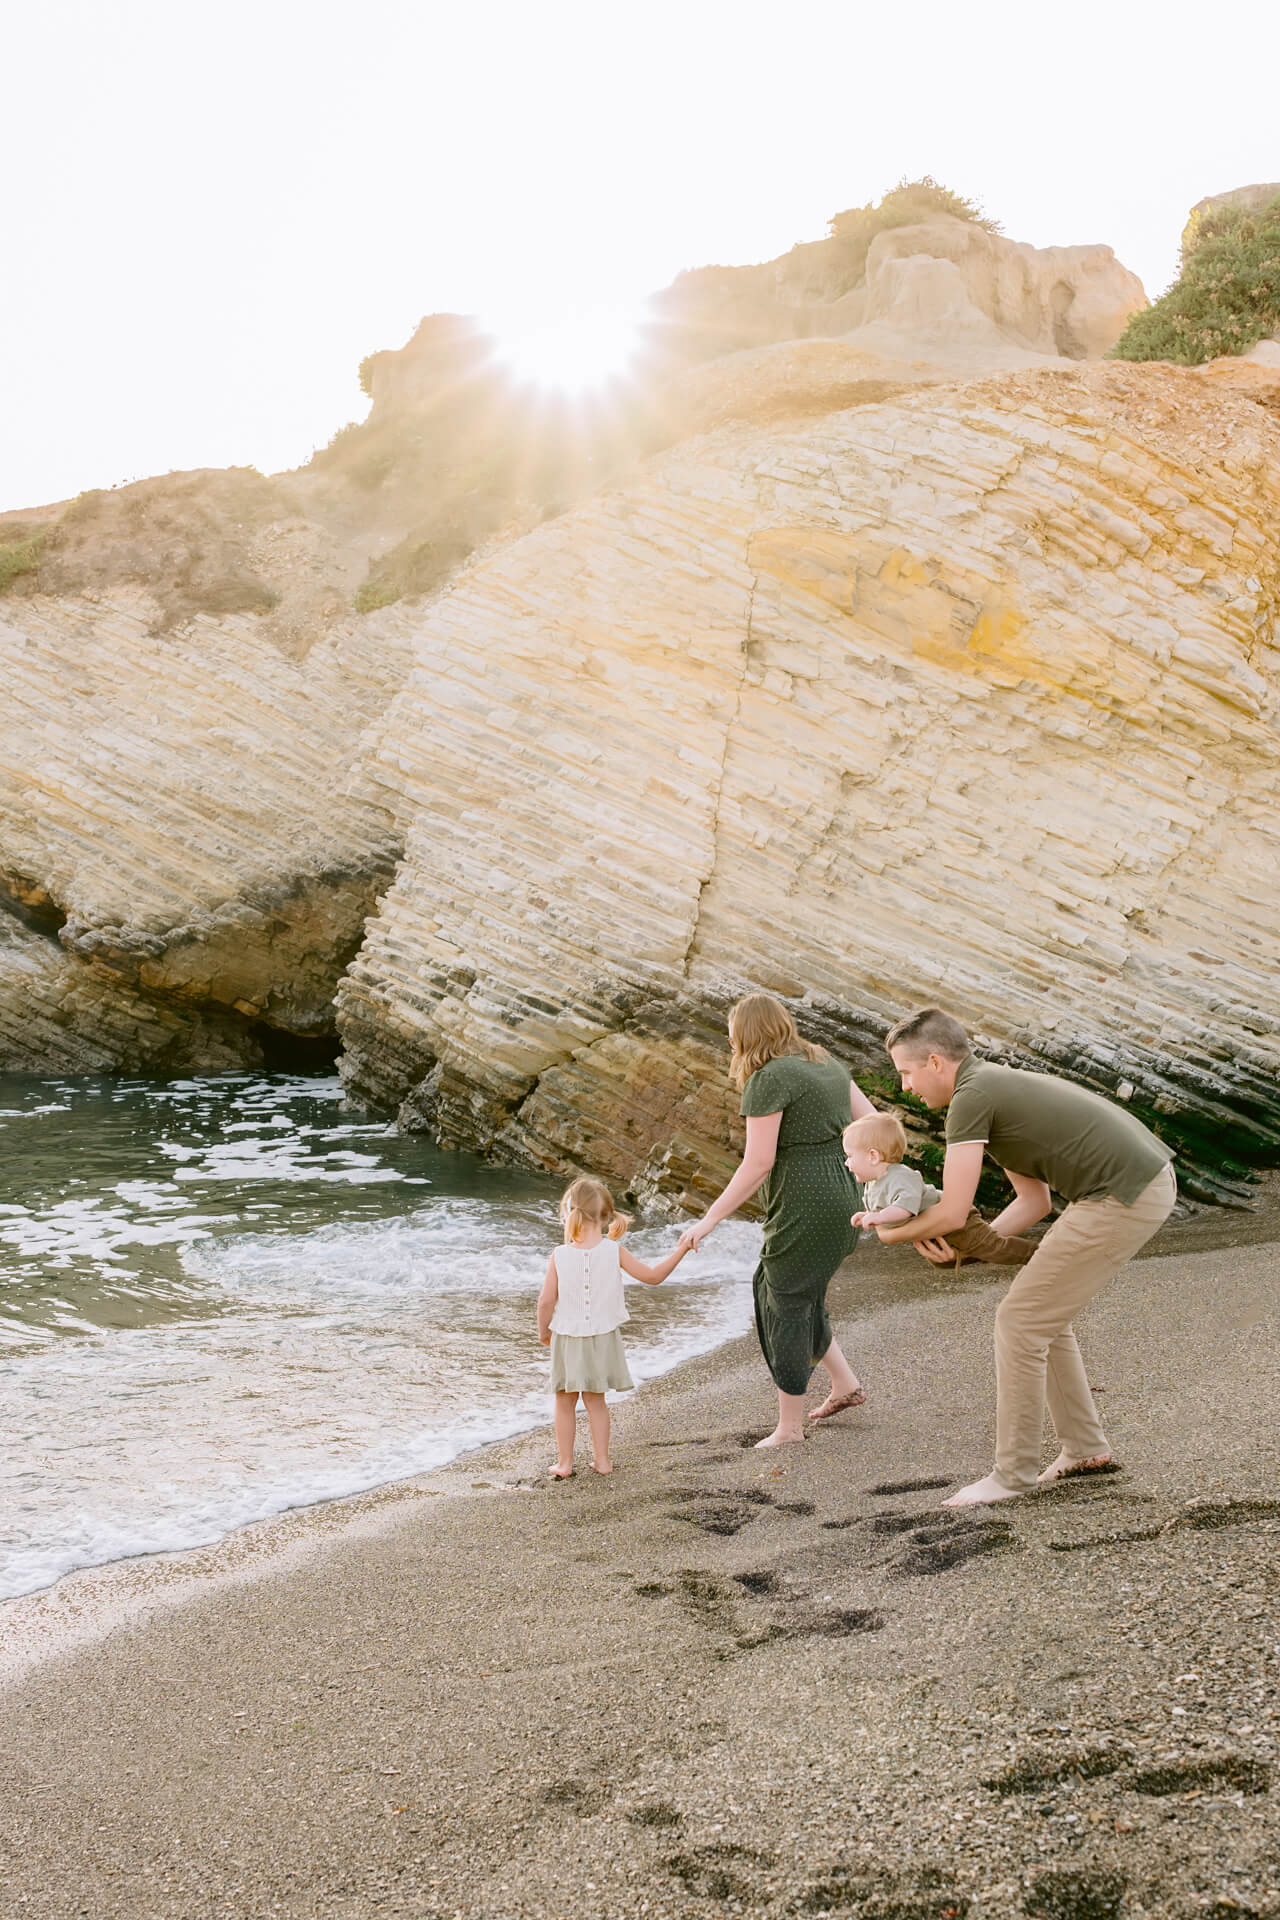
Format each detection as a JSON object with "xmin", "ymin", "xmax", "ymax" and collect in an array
[{"xmin": 3, "ymin": 1216, "xmax": 1279, "ymax": 1920}]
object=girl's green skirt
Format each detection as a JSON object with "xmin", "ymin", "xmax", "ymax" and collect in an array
[{"xmin": 550, "ymin": 1328, "xmax": 634, "ymax": 1394}]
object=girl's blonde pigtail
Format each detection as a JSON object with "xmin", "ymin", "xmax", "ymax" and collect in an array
[{"xmin": 606, "ymin": 1212, "xmax": 631, "ymax": 1241}]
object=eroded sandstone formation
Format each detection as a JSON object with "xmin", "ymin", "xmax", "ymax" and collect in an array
[
  {"xmin": 652, "ymin": 214, "xmax": 1145, "ymax": 368},
  {"xmin": 0, "ymin": 590, "xmax": 407, "ymax": 1071},
  {"xmin": 336, "ymin": 362, "xmax": 1280, "ymax": 1205},
  {"xmin": 4, "ymin": 206, "xmax": 1279, "ymax": 1208}
]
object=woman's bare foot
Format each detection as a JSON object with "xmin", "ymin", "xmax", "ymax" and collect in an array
[
  {"xmin": 808, "ymin": 1385, "xmax": 866, "ymax": 1422},
  {"xmin": 1037, "ymin": 1451, "xmax": 1116, "ymax": 1486},
  {"xmin": 941, "ymin": 1472, "xmax": 1024, "ymax": 1508},
  {"xmin": 755, "ymin": 1427, "xmax": 806, "ymax": 1449},
  {"xmin": 548, "ymin": 1463, "xmax": 575, "ymax": 1480}
]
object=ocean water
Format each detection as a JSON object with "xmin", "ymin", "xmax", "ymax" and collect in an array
[{"xmin": 0, "ymin": 1072, "xmax": 759, "ymax": 1602}]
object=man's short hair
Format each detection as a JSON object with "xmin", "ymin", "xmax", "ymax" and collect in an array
[{"xmin": 884, "ymin": 1009, "xmax": 972, "ymax": 1063}]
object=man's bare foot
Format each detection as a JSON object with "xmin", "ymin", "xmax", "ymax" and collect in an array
[
  {"xmin": 590, "ymin": 1460, "xmax": 614, "ymax": 1475},
  {"xmin": 755, "ymin": 1427, "xmax": 806, "ymax": 1449},
  {"xmin": 942, "ymin": 1472, "xmax": 1024, "ymax": 1508},
  {"xmin": 548, "ymin": 1463, "xmax": 575, "ymax": 1480},
  {"xmin": 1037, "ymin": 1451, "xmax": 1117, "ymax": 1486},
  {"xmin": 808, "ymin": 1385, "xmax": 866, "ymax": 1422}
]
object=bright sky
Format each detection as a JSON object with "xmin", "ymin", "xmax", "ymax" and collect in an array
[{"xmin": 3, "ymin": 0, "xmax": 1277, "ymax": 511}]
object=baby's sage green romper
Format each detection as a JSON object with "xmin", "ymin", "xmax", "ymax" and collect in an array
[{"xmin": 740, "ymin": 1053, "xmax": 862, "ymax": 1394}]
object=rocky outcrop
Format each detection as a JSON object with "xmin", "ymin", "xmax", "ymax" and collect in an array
[
  {"xmin": 849, "ymin": 217, "xmax": 1146, "ymax": 362},
  {"xmin": 4, "ymin": 205, "xmax": 1279, "ymax": 1209},
  {"xmin": 0, "ymin": 590, "xmax": 407, "ymax": 1071},
  {"xmin": 336, "ymin": 362, "xmax": 1280, "ymax": 1206},
  {"xmin": 652, "ymin": 216, "xmax": 1145, "ymax": 371},
  {"xmin": 318, "ymin": 215, "xmax": 1146, "ymax": 613}
]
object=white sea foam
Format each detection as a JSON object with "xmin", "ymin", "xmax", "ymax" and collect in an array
[
  {"xmin": 0, "ymin": 1218, "xmax": 758, "ymax": 1601},
  {"xmin": 0, "ymin": 1072, "xmax": 761, "ymax": 1602}
]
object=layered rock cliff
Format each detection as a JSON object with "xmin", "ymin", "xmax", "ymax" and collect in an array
[
  {"xmin": 336, "ymin": 361, "xmax": 1280, "ymax": 1206},
  {"xmin": 3, "ymin": 199, "xmax": 1279, "ymax": 1207},
  {"xmin": 0, "ymin": 590, "xmax": 407, "ymax": 1070}
]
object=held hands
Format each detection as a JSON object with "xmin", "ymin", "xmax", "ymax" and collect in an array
[{"xmin": 675, "ymin": 1216, "xmax": 713, "ymax": 1255}]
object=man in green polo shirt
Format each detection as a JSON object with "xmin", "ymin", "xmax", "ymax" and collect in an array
[{"xmin": 877, "ymin": 1008, "xmax": 1177, "ymax": 1509}]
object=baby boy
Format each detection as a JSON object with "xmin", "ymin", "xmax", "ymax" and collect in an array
[{"xmin": 843, "ymin": 1112, "xmax": 1035, "ymax": 1268}]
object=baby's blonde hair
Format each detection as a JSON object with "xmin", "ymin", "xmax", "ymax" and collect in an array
[
  {"xmin": 727, "ymin": 992, "xmax": 825, "ymax": 1091},
  {"xmin": 843, "ymin": 1112, "xmax": 907, "ymax": 1164},
  {"xmin": 559, "ymin": 1176, "xmax": 631, "ymax": 1244}
]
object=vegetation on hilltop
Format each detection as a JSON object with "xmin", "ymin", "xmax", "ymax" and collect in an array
[
  {"xmin": 825, "ymin": 176, "xmax": 1002, "ymax": 291},
  {"xmin": 0, "ymin": 471, "xmax": 283, "ymax": 625},
  {"xmin": 0, "ymin": 526, "xmax": 46, "ymax": 593},
  {"xmin": 1112, "ymin": 193, "xmax": 1280, "ymax": 364}
]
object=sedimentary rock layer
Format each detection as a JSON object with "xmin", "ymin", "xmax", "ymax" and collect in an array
[
  {"xmin": 337, "ymin": 363, "xmax": 1280, "ymax": 1205},
  {"xmin": 0, "ymin": 590, "xmax": 407, "ymax": 1071}
]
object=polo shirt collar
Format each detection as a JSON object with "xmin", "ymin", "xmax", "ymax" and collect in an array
[{"xmin": 950, "ymin": 1055, "xmax": 978, "ymax": 1101}]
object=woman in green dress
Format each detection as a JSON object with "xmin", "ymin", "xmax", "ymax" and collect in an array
[{"xmin": 675, "ymin": 993, "xmax": 877, "ymax": 1448}]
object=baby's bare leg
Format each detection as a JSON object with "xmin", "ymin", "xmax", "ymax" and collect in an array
[
  {"xmin": 551, "ymin": 1391, "xmax": 579, "ymax": 1477},
  {"xmin": 582, "ymin": 1392, "xmax": 612, "ymax": 1474}
]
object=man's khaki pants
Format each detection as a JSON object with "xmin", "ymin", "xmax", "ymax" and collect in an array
[{"xmin": 991, "ymin": 1162, "xmax": 1177, "ymax": 1492}]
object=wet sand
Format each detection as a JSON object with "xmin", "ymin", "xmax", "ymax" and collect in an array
[{"xmin": 2, "ymin": 1220, "xmax": 1279, "ymax": 1919}]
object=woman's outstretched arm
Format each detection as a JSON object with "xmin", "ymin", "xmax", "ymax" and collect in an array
[
  {"xmin": 849, "ymin": 1078, "xmax": 876, "ymax": 1122},
  {"xmin": 675, "ymin": 1111, "xmax": 782, "ymax": 1253}
]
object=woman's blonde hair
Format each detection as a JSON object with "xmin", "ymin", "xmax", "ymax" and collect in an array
[
  {"xmin": 727, "ymin": 992, "xmax": 826, "ymax": 1091},
  {"xmin": 559, "ymin": 1176, "xmax": 631, "ymax": 1244}
]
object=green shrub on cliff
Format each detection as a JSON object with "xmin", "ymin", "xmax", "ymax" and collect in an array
[
  {"xmin": 1111, "ymin": 193, "xmax": 1280, "ymax": 363},
  {"xmin": 826, "ymin": 176, "xmax": 1002, "ymax": 290},
  {"xmin": 0, "ymin": 527, "xmax": 44, "ymax": 594}
]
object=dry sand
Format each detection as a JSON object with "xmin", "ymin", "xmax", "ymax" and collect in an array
[{"xmin": 2, "ymin": 1221, "xmax": 1278, "ymax": 1920}]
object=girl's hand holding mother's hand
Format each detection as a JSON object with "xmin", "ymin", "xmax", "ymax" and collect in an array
[{"xmin": 676, "ymin": 1217, "xmax": 713, "ymax": 1255}]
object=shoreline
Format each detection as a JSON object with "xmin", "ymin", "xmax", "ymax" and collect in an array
[
  {"xmin": 4, "ymin": 1195, "xmax": 1278, "ymax": 1691},
  {"xmin": 2, "ymin": 1222, "xmax": 1279, "ymax": 1917}
]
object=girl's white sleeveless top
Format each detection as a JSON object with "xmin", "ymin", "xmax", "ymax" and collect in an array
[{"xmin": 550, "ymin": 1241, "xmax": 629, "ymax": 1337}]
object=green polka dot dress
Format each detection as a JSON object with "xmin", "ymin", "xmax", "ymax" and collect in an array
[{"xmin": 740, "ymin": 1052, "xmax": 862, "ymax": 1394}]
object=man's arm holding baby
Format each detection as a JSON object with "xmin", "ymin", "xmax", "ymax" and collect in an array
[
  {"xmin": 876, "ymin": 1146, "xmax": 1051, "ymax": 1265},
  {"xmin": 986, "ymin": 1172, "xmax": 1053, "ymax": 1239},
  {"xmin": 873, "ymin": 1141, "xmax": 985, "ymax": 1259}
]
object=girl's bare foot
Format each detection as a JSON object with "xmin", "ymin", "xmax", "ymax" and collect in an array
[
  {"xmin": 589, "ymin": 1460, "xmax": 613, "ymax": 1475},
  {"xmin": 755, "ymin": 1427, "xmax": 806, "ymax": 1449},
  {"xmin": 549, "ymin": 1463, "xmax": 575, "ymax": 1480}
]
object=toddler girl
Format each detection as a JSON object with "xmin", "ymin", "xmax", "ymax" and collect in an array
[{"xmin": 537, "ymin": 1176, "xmax": 690, "ymax": 1479}]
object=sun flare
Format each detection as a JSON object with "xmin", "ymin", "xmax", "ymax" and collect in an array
[{"xmin": 486, "ymin": 304, "xmax": 645, "ymax": 394}]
